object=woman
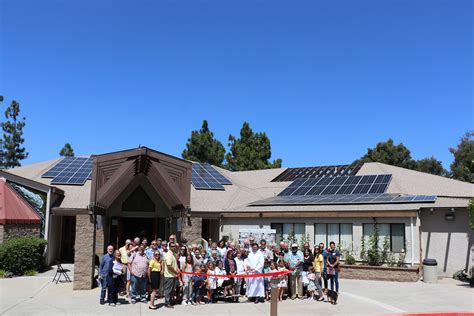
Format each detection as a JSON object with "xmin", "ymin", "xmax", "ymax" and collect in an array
[
  {"xmin": 178, "ymin": 246, "xmax": 188, "ymax": 269},
  {"xmin": 234, "ymin": 251, "xmax": 245, "ymax": 301},
  {"xmin": 148, "ymin": 251, "xmax": 162, "ymax": 310},
  {"xmin": 206, "ymin": 261, "xmax": 217, "ymax": 304},
  {"xmin": 217, "ymin": 239, "xmax": 227, "ymax": 259},
  {"xmin": 223, "ymin": 251, "xmax": 237, "ymax": 300},
  {"xmin": 108, "ymin": 250, "xmax": 123, "ymax": 306},
  {"xmin": 181, "ymin": 254, "xmax": 194, "ymax": 305}
]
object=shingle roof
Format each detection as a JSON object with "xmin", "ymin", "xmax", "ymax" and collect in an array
[{"xmin": 4, "ymin": 159, "xmax": 473, "ymax": 213}]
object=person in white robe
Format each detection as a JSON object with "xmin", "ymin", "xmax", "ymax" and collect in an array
[{"xmin": 244, "ymin": 243, "xmax": 265, "ymax": 303}]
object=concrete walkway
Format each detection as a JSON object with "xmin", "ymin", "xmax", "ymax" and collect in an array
[{"xmin": 1, "ymin": 271, "xmax": 473, "ymax": 315}]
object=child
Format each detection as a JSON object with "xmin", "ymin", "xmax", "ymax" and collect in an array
[
  {"xmin": 191, "ymin": 266, "xmax": 206, "ymax": 305},
  {"xmin": 269, "ymin": 261, "xmax": 278, "ymax": 301},
  {"xmin": 263, "ymin": 260, "xmax": 271, "ymax": 301},
  {"xmin": 277, "ymin": 260, "xmax": 288, "ymax": 301},
  {"xmin": 206, "ymin": 262, "xmax": 217, "ymax": 304},
  {"xmin": 234, "ymin": 251, "xmax": 245, "ymax": 301},
  {"xmin": 181, "ymin": 254, "xmax": 194, "ymax": 305}
]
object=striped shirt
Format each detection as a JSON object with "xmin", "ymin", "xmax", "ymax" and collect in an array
[{"xmin": 129, "ymin": 252, "xmax": 149, "ymax": 278}]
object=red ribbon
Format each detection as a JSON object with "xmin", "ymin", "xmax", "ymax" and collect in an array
[{"xmin": 178, "ymin": 270, "xmax": 290, "ymax": 278}]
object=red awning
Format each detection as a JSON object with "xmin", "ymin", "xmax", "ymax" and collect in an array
[{"xmin": 0, "ymin": 180, "xmax": 41, "ymax": 225}]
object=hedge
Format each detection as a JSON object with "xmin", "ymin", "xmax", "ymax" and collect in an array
[{"xmin": 0, "ymin": 237, "xmax": 47, "ymax": 275}]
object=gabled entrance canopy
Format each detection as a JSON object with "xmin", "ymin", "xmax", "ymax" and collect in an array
[{"xmin": 89, "ymin": 147, "xmax": 192, "ymax": 216}]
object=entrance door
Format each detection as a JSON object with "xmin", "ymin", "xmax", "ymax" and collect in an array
[
  {"xmin": 60, "ymin": 216, "xmax": 76, "ymax": 262},
  {"xmin": 109, "ymin": 217, "xmax": 167, "ymax": 247}
]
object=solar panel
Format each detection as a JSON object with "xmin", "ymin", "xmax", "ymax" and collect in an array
[
  {"xmin": 271, "ymin": 164, "xmax": 362, "ymax": 182},
  {"xmin": 42, "ymin": 157, "xmax": 93, "ymax": 185},
  {"xmin": 279, "ymin": 174, "xmax": 392, "ymax": 196},
  {"xmin": 42, "ymin": 157, "xmax": 76, "ymax": 178},
  {"xmin": 202, "ymin": 163, "xmax": 232, "ymax": 185},
  {"xmin": 249, "ymin": 193, "xmax": 437, "ymax": 206},
  {"xmin": 191, "ymin": 163, "xmax": 225, "ymax": 190}
]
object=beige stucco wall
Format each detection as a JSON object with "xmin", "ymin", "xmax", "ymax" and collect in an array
[
  {"xmin": 46, "ymin": 215, "xmax": 62, "ymax": 265},
  {"xmin": 420, "ymin": 208, "xmax": 472, "ymax": 277},
  {"xmin": 221, "ymin": 216, "xmax": 420, "ymax": 265}
]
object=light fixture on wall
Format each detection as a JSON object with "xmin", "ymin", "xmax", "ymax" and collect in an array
[{"xmin": 445, "ymin": 208, "xmax": 455, "ymax": 221}]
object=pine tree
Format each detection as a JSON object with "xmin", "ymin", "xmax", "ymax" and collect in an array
[
  {"xmin": 59, "ymin": 143, "xmax": 75, "ymax": 157},
  {"xmin": 1, "ymin": 99, "xmax": 28, "ymax": 168},
  {"xmin": 449, "ymin": 131, "xmax": 474, "ymax": 182},
  {"xmin": 182, "ymin": 120, "xmax": 226, "ymax": 166},
  {"xmin": 225, "ymin": 122, "xmax": 282, "ymax": 171}
]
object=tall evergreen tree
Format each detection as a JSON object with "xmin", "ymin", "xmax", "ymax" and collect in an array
[
  {"xmin": 59, "ymin": 143, "xmax": 75, "ymax": 157},
  {"xmin": 225, "ymin": 122, "xmax": 282, "ymax": 171},
  {"xmin": 353, "ymin": 138, "xmax": 416, "ymax": 169},
  {"xmin": 415, "ymin": 156, "xmax": 446, "ymax": 176},
  {"xmin": 182, "ymin": 120, "xmax": 226, "ymax": 166},
  {"xmin": 0, "ymin": 96, "xmax": 4, "ymax": 168},
  {"xmin": 1, "ymin": 99, "xmax": 28, "ymax": 168},
  {"xmin": 449, "ymin": 131, "xmax": 474, "ymax": 182}
]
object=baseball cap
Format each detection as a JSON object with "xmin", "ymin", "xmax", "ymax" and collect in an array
[{"xmin": 291, "ymin": 243, "xmax": 298, "ymax": 248}]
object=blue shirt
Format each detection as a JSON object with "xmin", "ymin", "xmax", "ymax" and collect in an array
[
  {"xmin": 99, "ymin": 253, "xmax": 114, "ymax": 277},
  {"xmin": 322, "ymin": 250, "xmax": 329, "ymax": 272},
  {"xmin": 145, "ymin": 248, "xmax": 156, "ymax": 259},
  {"xmin": 284, "ymin": 250, "xmax": 304, "ymax": 275}
]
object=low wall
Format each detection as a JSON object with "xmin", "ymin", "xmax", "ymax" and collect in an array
[
  {"xmin": 0, "ymin": 224, "xmax": 40, "ymax": 243},
  {"xmin": 340, "ymin": 264, "xmax": 421, "ymax": 282}
]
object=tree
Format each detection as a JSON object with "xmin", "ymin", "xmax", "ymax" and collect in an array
[
  {"xmin": 415, "ymin": 156, "xmax": 447, "ymax": 176},
  {"xmin": 59, "ymin": 143, "xmax": 75, "ymax": 157},
  {"xmin": 225, "ymin": 122, "xmax": 282, "ymax": 171},
  {"xmin": 182, "ymin": 120, "xmax": 226, "ymax": 166},
  {"xmin": 354, "ymin": 139, "xmax": 416, "ymax": 169},
  {"xmin": 449, "ymin": 131, "xmax": 474, "ymax": 182},
  {"xmin": 1, "ymin": 99, "xmax": 28, "ymax": 168}
]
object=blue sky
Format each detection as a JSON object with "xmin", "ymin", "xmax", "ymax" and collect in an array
[{"xmin": 1, "ymin": 0, "xmax": 472, "ymax": 169}]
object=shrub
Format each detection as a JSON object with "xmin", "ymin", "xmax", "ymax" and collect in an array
[
  {"xmin": 345, "ymin": 253, "xmax": 356, "ymax": 265},
  {"xmin": 0, "ymin": 237, "xmax": 47, "ymax": 275},
  {"xmin": 0, "ymin": 269, "xmax": 6, "ymax": 278},
  {"xmin": 396, "ymin": 251, "xmax": 406, "ymax": 267},
  {"xmin": 367, "ymin": 223, "xmax": 382, "ymax": 266}
]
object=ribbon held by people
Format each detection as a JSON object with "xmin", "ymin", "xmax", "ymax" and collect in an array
[{"xmin": 179, "ymin": 269, "xmax": 291, "ymax": 279}]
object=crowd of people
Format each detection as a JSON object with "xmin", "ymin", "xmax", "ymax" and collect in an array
[{"xmin": 98, "ymin": 234, "xmax": 341, "ymax": 308}]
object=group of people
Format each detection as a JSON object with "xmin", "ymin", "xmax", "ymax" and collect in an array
[{"xmin": 98, "ymin": 234, "xmax": 341, "ymax": 309}]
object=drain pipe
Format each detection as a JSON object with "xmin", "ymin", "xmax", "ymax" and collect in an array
[{"xmin": 410, "ymin": 216, "xmax": 414, "ymax": 266}]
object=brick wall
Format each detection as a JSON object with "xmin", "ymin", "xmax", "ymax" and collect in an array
[
  {"xmin": 340, "ymin": 264, "xmax": 421, "ymax": 282},
  {"xmin": 73, "ymin": 215, "xmax": 96, "ymax": 290},
  {"xmin": 0, "ymin": 224, "xmax": 40, "ymax": 243},
  {"xmin": 180, "ymin": 217, "xmax": 202, "ymax": 244}
]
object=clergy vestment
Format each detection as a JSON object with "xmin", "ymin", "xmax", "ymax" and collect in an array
[{"xmin": 244, "ymin": 249, "xmax": 265, "ymax": 298}]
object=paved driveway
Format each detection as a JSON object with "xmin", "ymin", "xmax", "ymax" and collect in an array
[{"xmin": 1, "ymin": 272, "xmax": 473, "ymax": 315}]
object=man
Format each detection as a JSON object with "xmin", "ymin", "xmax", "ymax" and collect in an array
[
  {"xmin": 319, "ymin": 243, "xmax": 329, "ymax": 288},
  {"xmin": 244, "ymin": 243, "xmax": 265, "ymax": 304},
  {"xmin": 119, "ymin": 240, "xmax": 131, "ymax": 296},
  {"xmin": 259, "ymin": 239, "xmax": 273, "ymax": 262},
  {"xmin": 99, "ymin": 245, "xmax": 114, "ymax": 305},
  {"xmin": 163, "ymin": 241, "xmax": 180, "ymax": 308},
  {"xmin": 142, "ymin": 238, "xmax": 149, "ymax": 250},
  {"xmin": 193, "ymin": 249, "xmax": 204, "ymax": 268},
  {"xmin": 327, "ymin": 241, "xmax": 340, "ymax": 293},
  {"xmin": 285, "ymin": 243, "xmax": 304, "ymax": 299},
  {"xmin": 129, "ymin": 245, "xmax": 149, "ymax": 304},
  {"xmin": 145, "ymin": 240, "xmax": 158, "ymax": 259},
  {"xmin": 209, "ymin": 250, "xmax": 220, "ymax": 263}
]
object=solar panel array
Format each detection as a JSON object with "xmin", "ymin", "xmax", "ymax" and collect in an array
[
  {"xmin": 42, "ymin": 157, "xmax": 93, "ymax": 185},
  {"xmin": 278, "ymin": 174, "xmax": 392, "ymax": 196},
  {"xmin": 272, "ymin": 164, "xmax": 362, "ymax": 182},
  {"xmin": 192, "ymin": 162, "xmax": 231, "ymax": 190},
  {"xmin": 249, "ymin": 193, "xmax": 437, "ymax": 206}
]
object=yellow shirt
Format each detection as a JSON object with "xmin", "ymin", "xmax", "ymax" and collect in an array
[
  {"xmin": 164, "ymin": 251, "xmax": 178, "ymax": 278},
  {"xmin": 149, "ymin": 259, "xmax": 162, "ymax": 272},
  {"xmin": 313, "ymin": 254, "xmax": 323, "ymax": 273},
  {"xmin": 119, "ymin": 246, "xmax": 129, "ymax": 264}
]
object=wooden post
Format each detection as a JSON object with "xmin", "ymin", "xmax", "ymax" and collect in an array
[{"xmin": 270, "ymin": 276, "xmax": 279, "ymax": 316}]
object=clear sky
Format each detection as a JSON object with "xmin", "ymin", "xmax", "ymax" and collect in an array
[{"xmin": 0, "ymin": 0, "xmax": 472, "ymax": 169}]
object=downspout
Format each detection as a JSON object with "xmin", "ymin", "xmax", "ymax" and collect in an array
[
  {"xmin": 410, "ymin": 216, "xmax": 414, "ymax": 266},
  {"xmin": 44, "ymin": 188, "xmax": 52, "ymax": 265}
]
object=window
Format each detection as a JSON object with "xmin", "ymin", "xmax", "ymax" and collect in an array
[
  {"xmin": 271, "ymin": 223, "xmax": 305, "ymax": 244},
  {"xmin": 314, "ymin": 223, "xmax": 353, "ymax": 249},
  {"xmin": 363, "ymin": 223, "xmax": 405, "ymax": 252}
]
